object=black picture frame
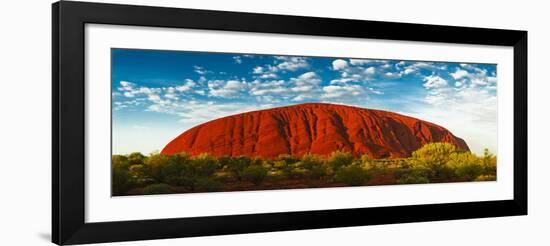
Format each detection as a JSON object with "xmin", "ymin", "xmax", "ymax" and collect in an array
[{"xmin": 52, "ymin": 1, "xmax": 527, "ymax": 245}]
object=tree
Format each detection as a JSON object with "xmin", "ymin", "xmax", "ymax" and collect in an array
[
  {"xmin": 192, "ymin": 153, "xmax": 219, "ymax": 177},
  {"xmin": 447, "ymin": 152, "xmax": 484, "ymax": 181},
  {"xmin": 217, "ymin": 155, "xmax": 232, "ymax": 169},
  {"xmin": 277, "ymin": 154, "xmax": 299, "ymax": 165},
  {"xmin": 481, "ymin": 148, "xmax": 497, "ymax": 175},
  {"xmin": 299, "ymin": 154, "xmax": 327, "ymax": 180},
  {"xmin": 112, "ymin": 168, "xmax": 134, "ymax": 195},
  {"xmin": 112, "ymin": 154, "xmax": 130, "ymax": 170},
  {"xmin": 410, "ymin": 142, "xmax": 458, "ymax": 178},
  {"xmin": 145, "ymin": 153, "xmax": 177, "ymax": 183},
  {"xmin": 327, "ymin": 150, "xmax": 353, "ymax": 171},
  {"xmin": 127, "ymin": 152, "xmax": 146, "ymax": 165},
  {"xmin": 333, "ymin": 165, "xmax": 370, "ymax": 186},
  {"xmin": 241, "ymin": 165, "xmax": 268, "ymax": 185},
  {"xmin": 396, "ymin": 165, "xmax": 431, "ymax": 184},
  {"xmin": 225, "ymin": 156, "xmax": 252, "ymax": 180}
]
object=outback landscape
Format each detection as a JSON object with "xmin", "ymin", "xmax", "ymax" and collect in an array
[
  {"xmin": 111, "ymin": 50, "xmax": 498, "ymax": 196},
  {"xmin": 112, "ymin": 103, "xmax": 496, "ymax": 196}
]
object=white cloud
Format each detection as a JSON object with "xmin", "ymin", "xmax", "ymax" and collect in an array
[
  {"xmin": 193, "ymin": 65, "xmax": 211, "ymax": 75},
  {"xmin": 403, "ymin": 68, "xmax": 416, "ymax": 75},
  {"xmin": 147, "ymin": 94, "xmax": 161, "ymax": 101},
  {"xmin": 275, "ymin": 56, "xmax": 309, "ymax": 71},
  {"xmin": 330, "ymin": 78, "xmax": 355, "ymax": 85},
  {"xmin": 252, "ymin": 66, "xmax": 264, "ymax": 74},
  {"xmin": 291, "ymin": 71, "xmax": 321, "ymax": 86},
  {"xmin": 208, "ymin": 80, "xmax": 248, "ymax": 98},
  {"xmin": 260, "ymin": 73, "xmax": 278, "ymax": 79},
  {"xmin": 349, "ymin": 59, "xmax": 373, "ymax": 66},
  {"xmin": 233, "ymin": 56, "xmax": 242, "ymax": 64},
  {"xmin": 332, "ymin": 60, "xmax": 377, "ymax": 83},
  {"xmin": 175, "ymin": 79, "xmax": 196, "ymax": 92},
  {"xmin": 332, "ymin": 59, "xmax": 348, "ymax": 70},
  {"xmin": 365, "ymin": 67, "xmax": 376, "ymax": 75},
  {"xmin": 424, "ymin": 92, "xmax": 448, "ymax": 105},
  {"xmin": 450, "ymin": 68, "xmax": 469, "ymax": 80},
  {"xmin": 249, "ymin": 80, "xmax": 289, "ymax": 96},
  {"xmin": 322, "ymin": 85, "xmax": 365, "ymax": 99},
  {"xmin": 422, "ymin": 75, "xmax": 448, "ymax": 89},
  {"xmin": 398, "ymin": 62, "xmax": 447, "ymax": 77},
  {"xmin": 405, "ymin": 85, "xmax": 497, "ymax": 154},
  {"xmin": 292, "ymin": 94, "xmax": 313, "ymax": 101},
  {"xmin": 384, "ymin": 72, "xmax": 401, "ymax": 78},
  {"xmin": 119, "ymin": 81, "xmax": 133, "ymax": 88}
]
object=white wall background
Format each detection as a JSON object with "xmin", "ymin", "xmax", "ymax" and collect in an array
[{"xmin": 0, "ymin": 0, "xmax": 547, "ymax": 245}]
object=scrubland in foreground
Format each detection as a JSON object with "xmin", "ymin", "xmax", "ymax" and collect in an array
[{"xmin": 112, "ymin": 143, "xmax": 496, "ymax": 196}]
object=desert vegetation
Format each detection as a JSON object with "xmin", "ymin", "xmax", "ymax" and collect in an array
[{"xmin": 112, "ymin": 143, "xmax": 496, "ymax": 196}]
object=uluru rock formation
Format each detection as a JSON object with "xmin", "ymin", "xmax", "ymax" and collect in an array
[{"xmin": 161, "ymin": 103, "xmax": 469, "ymax": 159}]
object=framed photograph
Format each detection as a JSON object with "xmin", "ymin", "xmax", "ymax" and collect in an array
[{"xmin": 52, "ymin": 1, "xmax": 527, "ymax": 245}]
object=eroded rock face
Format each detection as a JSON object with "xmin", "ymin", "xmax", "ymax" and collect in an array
[{"xmin": 161, "ymin": 103, "xmax": 469, "ymax": 158}]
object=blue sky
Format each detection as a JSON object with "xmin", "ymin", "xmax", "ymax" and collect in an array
[{"xmin": 112, "ymin": 49, "xmax": 498, "ymax": 155}]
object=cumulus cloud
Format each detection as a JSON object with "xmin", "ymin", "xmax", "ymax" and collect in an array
[
  {"xmin": 450, "ymin": 68, "xmax": 469, "ymax": 80},
  {"xmin": 175, "ymin": 79, "xmax": 196, "ymax": 92},
  {"xmin": 422, "ymin": 75, "xmax": 448, "ymax": 89},
  {"xmin": 384, "ymin": 72, "xmax": 402, "ymax": 78},
  {"xmin": 331, "ymin": 59, "xmax": 377, "ymax": 83},
  {"xmin": 349, "ymin": 59, "xmax": 380, "ymax": 66},
  {"xmin": 322, "ymin": 85, "xmax": 365, "ymax": 99},
  {"xmin": 252, "ymin": 66, "xmax": 264, "ymax": 74},
  {"xmin": 274, "ymin": 56, "xmax": 309, "ymax": 71},
  {"xmin": 249, "ymin": 80, "xmax": 288, "ymax": 96},
  {"xmin": 252, "ymin": 56, "xmax": 309, "ymax": 80},
  {"xmin": 396, "ymin": 62, "xmax": 447, "ymax": 77},
  {"xmin": 208, "ymin": 80, "xmax": 248, "ymax": 98},
  {"xmin": 332, "ymin": 59, "xmax": 348, "ymax": 70}
]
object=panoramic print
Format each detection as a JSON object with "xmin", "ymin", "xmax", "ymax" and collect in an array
[{"xmin": 111, "ymin": 49, "xmax": 497, "ymax": 196}]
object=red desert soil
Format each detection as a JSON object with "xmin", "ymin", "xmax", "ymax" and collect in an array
[{"xmin": 161, "ymin": 103, "xmax": 469, "ymax": 159}]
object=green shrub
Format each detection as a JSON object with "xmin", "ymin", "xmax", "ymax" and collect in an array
[
  {"xmin": 396, "ymin": 165, "xmax": 431, "ymax": 184},
  {"xmin": 328, "ymin": 151, "xmax": 353, "ymax": 171},
  {"xmin": 289, "ymin": 168, "xmax": 307, "ymax": 179},
  {"xmin": 241, "ymin": 165, "xmax": 268, "ymax": 185},
  {"xmin": 145, "ymin": 153, "xmax": 177, "ymax": 182},
  {"xmin": 272, "ymin": 159, "xmax": 295, "ymax": 178},
  {"xmin": 397, "ymin": 173, "xmax": 430, "ymax": 184},
  {"xmin": 447, "ymin": 152, "xmax": 484, "ymax": 181},
  {"xmin": 127, "ymin": 152, "xmax": 146, "ymax": 165},
  {"xmin": 111, "ymin": 145, "xmax": 497, "ymax": 193},
  {"xmin": 305, "ymin": 165, "xmax": 327, "ymax": 180},
  {"xmin": 397, "ymin": 166, "xmax": 431, "ymax": 184},
  {"xmin": 143, "ymin": 183, "xmax": 172, "ymax": 195},
  {"xmin": 333, "ymin": 165, "xmax": 369, "ymax": 186},
  {"xmin": 277, "ymin": 154, "xmax": 299, "ymax": 165},
  {"xmin": 411, "ymin": 143, "xmax": 459, "ymax": 177},
  {"xmin": 360, "ymin": 155, "xmax": 377, "ymax": 170},
  {"xmin": 299, "ymin": 154, "xmax": 327, "ymax": 179},
  {"xmin": 481, "ymin": 148, "xmax": 497, "ymax": 175},
  {"xmin": 225, "ymin": 156, "xmax": 252, "ymax": 180},
  {"xmin": 217, "ymin": 155, "xmax": 232, "ymax": 169},
  {"xmin": 112, "ymin": 155, "xmax": 131, "ymax": 170},
  {"xmin": 112, "ymin": 168, "xmax": 134, "ymax": 195},
  {"xmin": 194, "ymin": 177, "xmax": 223, "ymax": 192},
  {"xmin": 192, "ymin": 153, "xmax": 219, "ymax": 177}
]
